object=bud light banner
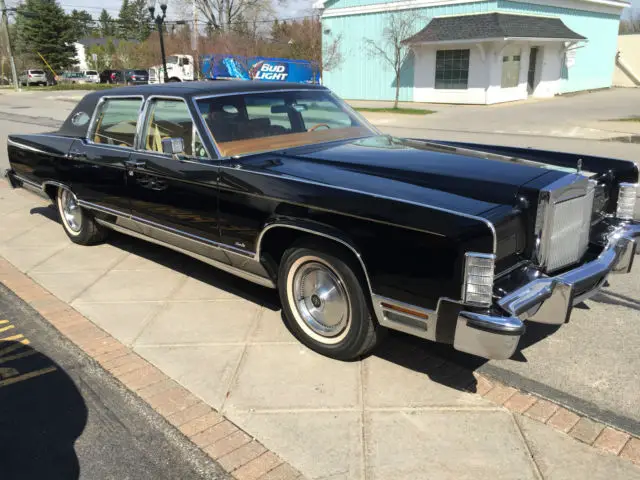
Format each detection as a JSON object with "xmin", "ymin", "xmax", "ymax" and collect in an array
[{"xmin": 201, "ymin": 55, "xmax": 320, "ymax": 84}]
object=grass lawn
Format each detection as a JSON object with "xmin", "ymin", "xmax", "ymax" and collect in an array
[
  {"xmin": 23, "ymin": 83, "xmax": 117, "ymax": 92},
  {"xmin": 355, "ymin": 107, "xmax": 436, "ymax": 115},
  {"xmin": 610, "ymin": 116, "xmax": 640, "ymax": 122}
]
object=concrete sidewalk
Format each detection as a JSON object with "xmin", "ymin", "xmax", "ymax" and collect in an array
[{"xmin": 2, "ymin": 178, "xmax": 640, "ymax": 479}]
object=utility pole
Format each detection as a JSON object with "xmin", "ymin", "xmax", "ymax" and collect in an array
[{"xmin": 0, "ymin": 0, "xmax": 19, "ymax": 91}]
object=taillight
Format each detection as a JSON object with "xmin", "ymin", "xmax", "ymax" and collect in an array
[
  {"xmin": 28, "ymin": 74, "xmax": 32, "ymax": 78},
  {"xmin": 110, "ymin": 73, "xmax": 116, "ymax": 79}
]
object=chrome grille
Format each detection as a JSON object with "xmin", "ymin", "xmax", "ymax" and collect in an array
[
  {"xmin": 535, "ymin": 175, "xmax": 595, "ymax": 273},
  {"xmin": 149, "ymin": 68, "xmax": 158, "ymax": 83},
  {"xmin": 546, "ymin": 185, "xmax": 594, "ymax": 272}
]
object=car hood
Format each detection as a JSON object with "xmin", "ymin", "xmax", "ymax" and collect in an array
[{"xmin": 257, "ymin": 135, "xmax": 570, "ymax": 217}]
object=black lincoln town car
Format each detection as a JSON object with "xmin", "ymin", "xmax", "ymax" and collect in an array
[{"xmin": 4, "ymin": 82, "xmax": 640, "ymax": 361}]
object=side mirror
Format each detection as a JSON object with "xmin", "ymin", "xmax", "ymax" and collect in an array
[{"xmin": 162, "ymin": 137, "xmax": 185, "ymax": 157}]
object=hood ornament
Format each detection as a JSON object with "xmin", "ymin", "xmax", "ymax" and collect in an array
[{"xmin": 577, "ymin": 158, "xmax": 583, "ymax": 174}]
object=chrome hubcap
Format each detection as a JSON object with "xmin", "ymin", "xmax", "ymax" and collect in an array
[
  {"xmin": 293, "ymin": 261, "xmax": 350, "ymax": 338},
  {"xmin": 60, "ymin": 189, "xmax": 82, "ymax": 232}
]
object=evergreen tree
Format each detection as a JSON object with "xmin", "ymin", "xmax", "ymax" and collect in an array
[
  {"xmin": 69, "ymin": 9, "xmax": 95, "ymax": 39},
  {"xmin": 99, "ymin": 9, "xmax": 116, "ymax": 37},
  {"xmin": 117, "ymin": 0, "xmax": 134, "ymax": 39},
  {"xmin": 15, "ymin": 0, "xmax": 78, "ymax": 71},
  {"xmin": 118, "ymin": 0, "xmax": 150, "ymax": 41}
]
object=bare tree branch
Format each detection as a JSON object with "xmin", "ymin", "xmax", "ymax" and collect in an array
[{"xmin": 364, "ymin": 12, "xmax": 418, "ymax": 108}]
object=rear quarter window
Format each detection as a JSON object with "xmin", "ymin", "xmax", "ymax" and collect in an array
[{"xmin": 89, "ymin": 98, "xmax": 142, "ymax": 147}]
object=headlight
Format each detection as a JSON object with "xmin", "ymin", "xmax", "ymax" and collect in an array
[
  {"xmin": 462, "ymin": 252, "xmax": 495, "ymax": 307},
  {"xmin": 616, "ymin": 183, "xmax": 638, "ymax": 220}
]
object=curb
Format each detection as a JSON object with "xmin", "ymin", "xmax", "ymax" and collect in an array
[
  {"xmin": 1, "ymin": 255, "xmax": 639, "ymax": 472},
  {"xmin": 469, "ymin": 371, "xmax": 640, "ymax": 465},
  {"xmin": 0, "ymin": 258, "xmax": 305, "ymax": 480}
]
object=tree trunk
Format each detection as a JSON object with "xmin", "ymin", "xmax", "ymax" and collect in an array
[{"xmin": 394, "ymin": 70, "xmax": 400, "ymax": 109}]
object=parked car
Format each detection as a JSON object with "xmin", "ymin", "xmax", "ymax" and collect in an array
[
  {"xmin": 123, "ymin": 69, "xmax": 149, "ymax": 85},
  {"xmin": 5, "ymin": 83, "xmax": 640, "ymax": 362},
  {"xmin": 57, "ymin": 72, "xmax": 86, "ymax": 84},
  {"xmin": 100, "ymin": 69, "xmax": 122, "ymax": 84},
  {"xmin": 18, "ymin": 69, "xmax": 47, "ymax": 86},
  {"xmin": 82, "ymin": 70, "xmax": 100, "ymax": 84}
]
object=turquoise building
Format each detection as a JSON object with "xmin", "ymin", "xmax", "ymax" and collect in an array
[{"xmin": 315, "ymin": 0, "xmax": 630, "ymax": 104}]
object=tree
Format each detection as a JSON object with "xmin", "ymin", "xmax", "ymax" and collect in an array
[
  {"xmin": 118, "ymin": 0, "xmax": 151, "ymax": 41},
  {"xmin": 619, "ymin": 11, "xmax": 640, "ymax": 34},
  {"xmin": 364, "ymin": 12, "xmax": 417, "ymax": 108},
  {"xmin": 15, "ymin": 0, "xmax": 79, "ymax": 72},
  {"xmin": 192, "ymin": 0, "xmax": 274, "ymax": 33},
  {"xmin": 99, "ymin": 9, "xmax": 116, "ymax": 37},
  {"xmin": 69, "ymin": 9, "xmax": 95, "ymax": 39}
]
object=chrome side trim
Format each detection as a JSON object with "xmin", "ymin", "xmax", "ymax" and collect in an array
[
  {"xmin": 77, "ymin": 200, "xmax": 130, "ymax": 218},
  {"xmin": 12, "ymin": 173, "xmax": 42, "ymax": 191},
  {"xmin": 373, "ymin": 294, "xmax": 435, "ymax": 341},
  {"xmin": 131, "ymin": 214, "xmax": 255, "ymax": 257},
  {"xmin": 7, "ymin": 139, "xmax": 67, "ymax": 158},
  {"xmin": 41, "ymin": 180, "xmax": 70, "ymax": 195},
  {"xmin": 256, "ymin": 223, "xmax": 377, "ymax": 298},
  {"xmin": 95, "ymin": 219, "xmax": 276, "ymax": 288}
]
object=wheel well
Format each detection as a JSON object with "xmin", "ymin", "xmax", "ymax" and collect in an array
[
  {"xmin": 169, "ymin": 77, "xmax": 182, "ymax": 82},
  {"xmin": 43, "ymin": 184, "xmax": 58, "ymax": 202},
  {"xmin": 258, "ymin": 227, "xmax": 371, "ymax": 292}
]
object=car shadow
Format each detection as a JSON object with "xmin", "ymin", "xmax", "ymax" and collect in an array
[
  {"xmin": 21, "ymin": 206, "xmax": 572, "ymax": 396},
  {"xmin": 0, "ymin": 341, "xmax": 87, "ymax": 480}
]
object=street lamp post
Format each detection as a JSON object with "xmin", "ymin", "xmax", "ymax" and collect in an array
[{"xmin": 148, "ymin": 0, "xmax": 169, "ymax": 83}]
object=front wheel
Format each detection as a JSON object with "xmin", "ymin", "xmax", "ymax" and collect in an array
[
  {"xmin": 56, "ymin": 188, "xmax": 108, "ymax": 245},
  {"xmin": 278, "ymin": 241, "xmax": 384, "ymax": 360}
]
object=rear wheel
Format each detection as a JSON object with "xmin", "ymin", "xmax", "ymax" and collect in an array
[
  {"xmin": 278, "ymin": 241, "xmax": 384, "ymax": 360},
  {"xmin": 56, "ymin": 187, "xmax": 107, "ymax": 245}
]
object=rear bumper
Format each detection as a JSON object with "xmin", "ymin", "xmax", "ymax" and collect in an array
[{"xmin": 454, "ymin": 221, "xmax": 640, "ymax": 360}]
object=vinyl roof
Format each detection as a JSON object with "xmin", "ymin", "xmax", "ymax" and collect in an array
[
  {"xmin": 85, "ymin": 80, "xmax": 327, "ymax": 100},
  {"xmin": 403, "ymin": 13, "xmax": 587, "ymax": 44}
]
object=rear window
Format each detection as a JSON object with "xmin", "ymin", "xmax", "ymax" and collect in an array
[
  {"xmin": 30, "ymin": 70, "xmax": 45, "ymax": 74},
  {"xmin": 85, "ymin": 71, "xmax": 98, "ymax": 75},
  {"xmin": 132, "ymin": 70, "xmax": 148, "ymax": 75}
]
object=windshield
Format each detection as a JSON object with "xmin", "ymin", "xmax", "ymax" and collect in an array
[
  {"xmin": 131, "ymin": 70, "xmax": 148, "ymax": 75},
  {"xmin": 85, "ymin": 70, "xmax": 98, "ymax": 75},
  {"xmin": 196, "ymin": 90, "xmax": 375, "ymax": 157}
]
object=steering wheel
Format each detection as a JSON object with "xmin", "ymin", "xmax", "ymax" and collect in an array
[{"xmin": 308, "ymin": 123, "xmax": 331, "ymax": 132}]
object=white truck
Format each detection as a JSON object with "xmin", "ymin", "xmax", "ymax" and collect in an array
[{"xmin": 149, "ymin": 54, "xmax": 195, "ymax": 83}]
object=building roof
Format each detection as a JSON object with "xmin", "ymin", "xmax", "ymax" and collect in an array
[{"xmin": 403, "ymin": 13, "xmax": 587, "ymax": 44}]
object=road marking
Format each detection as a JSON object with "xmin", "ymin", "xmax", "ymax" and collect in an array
[
  {"xmin": 0, "ymin": 349, "xmax": 37, "ymax": 365},
  {"xmin": 0, "ymin": 325, "xmax": 15, "ymax": 333},
  {"xmin": 0, "ymin": 334, "xmax": 24, "ymax": 342},
  {"xmin": 0, "ymin": 339, "xmax": 30, "ymax": 357},
  {"xmin": 0, "ymin": 320, "xmax": 9, "ymax": 325},
  {"xmin": 0, "ymin": 366, "xmax": 57, "ymax": 388},
  {"xmin": 0, "ymin": 367, "xmax": 19, "ymax": 379}
]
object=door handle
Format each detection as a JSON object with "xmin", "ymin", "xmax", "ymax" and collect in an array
[
  {"xmin": 68, "ymin": 149, "xmax": 87, "ymax": 160},
  {"xmin": 125, "ymin": 159, "xmax": 146, "ymax": 169}
]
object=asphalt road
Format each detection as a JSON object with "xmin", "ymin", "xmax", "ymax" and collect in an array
[
  {"xmin": 0, "ymin": 283, "xmax": 230, "ymax": 480},
  {"xmin": 1, "ymin": 90, "xmax": 640, "ymax": 437}
]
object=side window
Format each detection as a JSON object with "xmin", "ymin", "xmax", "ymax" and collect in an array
[
  {"xmin": 90, "ymin": 98, "xmax": 141, "ymax": 147},
  {"xmin": 143, "ymin": 99, "xmax": 207, "ymax": 158}
]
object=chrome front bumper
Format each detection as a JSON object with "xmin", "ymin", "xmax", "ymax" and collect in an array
[{"xmin": 454, "ymin": 222, "xmax": 640, "ymax": 360}]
